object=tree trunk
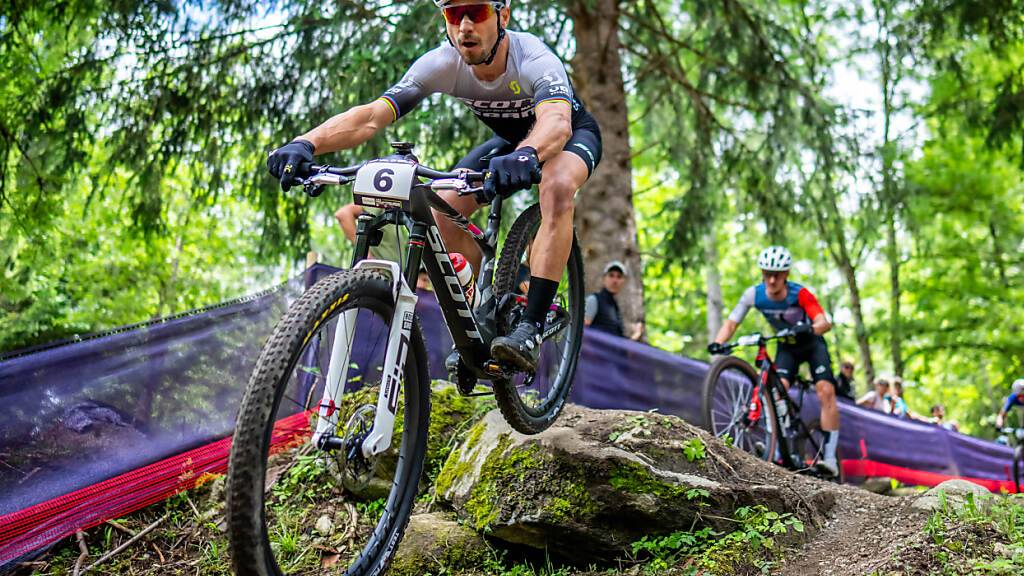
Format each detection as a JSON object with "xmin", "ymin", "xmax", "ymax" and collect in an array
[
  {"xmin": 839, "ymin": 259, "xmax": 876, "ymax": 386},
  {"xmin": 568, "ymin": 0, "xmax": 644, "ymax": 328},
  {"xmin": 886, "ymin": 213, "xmax": 903, "ymax": 377},
  {"xmin": 704, "ymin": 229, "xmax": 723, "ymax": 342}
]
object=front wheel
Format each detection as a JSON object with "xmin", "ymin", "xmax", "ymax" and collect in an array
[
  {"xmin": 227, "ymin": 270, "xmax": 430, "ymax": 576},
  {"xmin": 702, "ymin": 355, "xmax": 777, "ymax": 462},
  {"xmin": 491, "ymin": 203, "xmax": 585, "ymax": 434}
]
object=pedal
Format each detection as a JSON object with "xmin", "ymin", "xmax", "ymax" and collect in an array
[{"xmin": 483, "ymin": 360, "xmax": 503, "ymax": 377}]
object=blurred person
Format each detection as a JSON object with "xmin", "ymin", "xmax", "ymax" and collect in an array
[
  {"xmin": 995, "ymin": 379, "xmax": 1024, "ymax": 428},
  {"xmin": 930, "ymin": 404, "xmax": 959, "ymax": 432},
  {"xmin": 887, "ymin": 377, "xmax": 909, "ymax": 418},
  {"xmin": 857, "ymin": 378, "xmax": 890, "ymax": 412},
  {"xmin": 836, "ymin": 360, "xmax": 857, "ymax": 401},
  {"xmin": 584, "ymin": 260, "xmax": 643, "ymax": 340}
]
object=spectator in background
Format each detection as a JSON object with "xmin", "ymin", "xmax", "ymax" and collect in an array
[
  {"xmin": 836, "ymin": 360, "xmax": 857, "ymax": 401},
  {"xmin": 585, "ymin": 261, "xmax": 643, "ymax": 340},
  {"xmin": 930, "ymin": 404, "xmax": 959, "ymax": 432},
  {"xmin": 888, "ymin": 377, "xmax": 909, "ymax": 418},
  {"xmin": 857, "ymin": 378, "xmax": 889, "ymax": 412}
]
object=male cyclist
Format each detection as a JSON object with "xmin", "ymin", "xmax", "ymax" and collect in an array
[
  {"xmin": 267, "ymin": 0, "xmax": 602, "ymax": 372},
  {"xmin": 707, "ymin": 246, "xmax": 840, "ymax": 476},
  {"xmin": 995, "ymin": 379, "xmax": 1024, "ymax": 428}
]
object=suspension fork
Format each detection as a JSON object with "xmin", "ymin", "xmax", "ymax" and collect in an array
[{"xmin": 312, "ymin": 211, "xmax": 406, "ymax": 447}]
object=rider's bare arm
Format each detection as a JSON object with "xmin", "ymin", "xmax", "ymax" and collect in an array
[
  {"xmin": 811, "ymin": 312, "xmax": 832, "ymax": 336},
  {"xmin": 298, "ymin": 100, "xmax": 396, "ymax": 155},
  {"xmin": 715, "ymin": 319, "xmax": 739, "ymax": 344},
  {"xmin": 518, "ymin": 101, "xmax": 572, "ymax": 161}
]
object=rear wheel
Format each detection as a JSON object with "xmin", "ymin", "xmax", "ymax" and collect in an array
[
  {"xmin": 702, "ymin": 355, "xmax": 777, "ymax": 462},
  {"xmin": 491, "ymin": 203, "xmax": 584, "ymax": 434},
  {"xmin": 227, "ymin": 270, "xmax": 430, "ymax": 576}
]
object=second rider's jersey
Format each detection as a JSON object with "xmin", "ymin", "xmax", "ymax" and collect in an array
[
  {"xmin": 1003, "ymin": 393, "xmax": 1024, "ymax": 413},
  {"xmin": 378, "ymin": 30, "xmax": 588, "ymax": 145},
  {"xmin": 727, "ymin": 281, "xmax": 825, "ymax": 335}
]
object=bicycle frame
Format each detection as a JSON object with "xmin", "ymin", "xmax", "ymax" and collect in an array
[
  {"xmin": 749, "ymin": 340, "xmax": 819, "ymax": 470},
  {"xmin": 308, "ymin": 152, "xmax": 510, "ymax": 458}
]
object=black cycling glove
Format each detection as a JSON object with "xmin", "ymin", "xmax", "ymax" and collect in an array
[
  {"xmin": 267, "ymin": 139, "xmax": 315, "ymax": 191},
  {"xmin": 484, "ymin": 146, "xmax": 542, "ymax": 201},
  {"xmin": 791, "ymin": 323, "xmax": 813, "ymax": 336},
  {"xmin": 707, "ymin": 342, "xmax": 726, "ymax": 355}
]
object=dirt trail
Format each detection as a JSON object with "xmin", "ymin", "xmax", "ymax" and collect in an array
[{"xmin": 779, "ymin": 484, "xmax": 930, "ymax": 576}]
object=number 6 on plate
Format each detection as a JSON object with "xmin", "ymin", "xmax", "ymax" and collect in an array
[{"xmin": 353, "ymin": 160, "xmax": 417, "ymax": 210}]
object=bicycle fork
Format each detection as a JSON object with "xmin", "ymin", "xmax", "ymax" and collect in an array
[{"xmin": 312, "ymin": 259, "xmax": 418, "ymax": 458}]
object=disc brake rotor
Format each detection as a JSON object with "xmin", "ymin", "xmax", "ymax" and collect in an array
[{"xmin": 335, "ymin": 403, "xmax": 378, "ymax": 492}]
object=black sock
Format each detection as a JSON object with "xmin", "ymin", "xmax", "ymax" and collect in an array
[{"xmin": 523, "ymin": 277, "xmax": 559, "ymax": 328}]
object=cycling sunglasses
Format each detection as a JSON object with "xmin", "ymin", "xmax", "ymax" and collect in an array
[{"xmin": 442, "ymin": 3, "xmax": 502, "ymax": 25}]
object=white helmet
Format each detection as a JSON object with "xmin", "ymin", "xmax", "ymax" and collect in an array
[
  {"xmin": 758, "ymin": 246, "xmax": 792, "ymax": 272},
  {"xmin": 1013, "ymin": 379, "xmax": 1024, "ymax": 395}
]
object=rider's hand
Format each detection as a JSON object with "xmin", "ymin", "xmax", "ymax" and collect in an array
[
  {"xmin": 267, "ymin": 139, "xmax": 315, "ymax": 191},
  {"xmin": 792, "ymin": 322, "xmax": 813, "ymax": 336},
  {"xmin": 707, "ymin": 342, "xmax": 726, "ymax": 355},
  {"xmin": 484, "ymin": 146, "xmax": 541, "ymax": 200}
]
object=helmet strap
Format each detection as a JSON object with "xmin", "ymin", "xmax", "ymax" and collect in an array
[{"xmin": 473, "ymin": 8, "xmax": 505, "ymax": 66}]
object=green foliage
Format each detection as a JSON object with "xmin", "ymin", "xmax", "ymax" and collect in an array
[
  {"xmin": 629, "ymin": 504, "xmax": 804, "ymax": 575},
  {"xmin": 922, "ymin": 492, "xmax": 1024, "ymax": 574},
  {"xmin": 682, "ymin": 438, "xmax": 706, "ymax": 462}
]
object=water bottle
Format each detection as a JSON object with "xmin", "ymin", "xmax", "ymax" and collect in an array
[
  {"xmin": 774, "ymin": 390, "xmax": 791, "ymax": 435},
  {"xmin": 449, "ymin": 253, "xmax": 479, "ymax": 309}
]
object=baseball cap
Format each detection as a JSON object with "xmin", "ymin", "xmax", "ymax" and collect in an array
[{"xmin": 603, "ymin": 260, "xmax": 628, "ymax": 275}]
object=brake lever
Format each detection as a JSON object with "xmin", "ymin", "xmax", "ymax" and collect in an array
[{"xmin": 304, "ymin": 182, "xmax": 324, "ymax": 197}]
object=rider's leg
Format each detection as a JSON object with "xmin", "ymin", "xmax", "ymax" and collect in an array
[
  {"xmin": 491, "ymin": 151, "xmax": 589, "ymax": 370},
  {"xmin": 816, "ymin": 380, "xmax": 840, "ymax": 431},
  {"xmin": 816, "ymin": 380, "xmax": 840, "ymax": 474},
  {"xmin": 521, "ymin": 152, "xmax": 589, "ymax": 327},
  {"xmin": 810, "ymin": 340, "xmax": 840, "ymax": 474}
]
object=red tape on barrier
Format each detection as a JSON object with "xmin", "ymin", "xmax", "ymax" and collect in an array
[
  {"xmin": 842, "ymin": 458, "xmax": 1020, "ymax": 494},
  {"xmin": 0, "ymin": 412, "xmax": 310, "ymax": 566}
]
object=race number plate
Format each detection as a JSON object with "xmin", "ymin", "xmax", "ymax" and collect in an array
[{"xmin": 353, "ymin": 160, "xmax": 417, "ymax": 211}]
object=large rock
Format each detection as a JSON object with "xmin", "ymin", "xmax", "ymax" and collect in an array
[
  {"xmin": 912, "ymin": 479, "xmax": 991, "ymax": 512},
  {"xmin": 390, "ymin": 512, "xmax": 491, "ymax": 576},
  {"xmin": 434, "ymin": 405, "xmax": 837, "ymax": 562}
]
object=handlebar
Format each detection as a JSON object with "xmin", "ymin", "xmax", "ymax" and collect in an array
[
  {"xmin": 295, "ymin": 161, "xmax": 489, "ymax": 199},
  {"xmin": 715, "ymin": 325, "xmax": 810, "ymax": 355}
]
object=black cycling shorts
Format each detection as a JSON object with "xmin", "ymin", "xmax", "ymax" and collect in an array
[
  {"xmin": 775, "ymin": 335, "xmax": 835, "ymax": 385},
  {"xmin": 454, "ymin": 110, "xmax": 603, "ymax": 177}
]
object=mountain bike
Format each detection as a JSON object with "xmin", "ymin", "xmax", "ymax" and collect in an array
[
  {"xmin": 226, "ymin": 142, "xmax": 584, "ymax": 575},
  {"xmin": 997, "ymin": 426, "xmax": 1024, "ymax": 493},
  {"xmin": 701, "ymin": 329, "xmax": 841, "ymax": 479}
]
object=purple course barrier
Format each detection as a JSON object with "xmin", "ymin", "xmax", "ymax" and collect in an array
[
  {"xmin": 0, "ymin": 265, "xmax": 452, "ymax": 519},
  {"xmin": 1, "ymin": 265, "xmax": 1019, "ymax": 567}
]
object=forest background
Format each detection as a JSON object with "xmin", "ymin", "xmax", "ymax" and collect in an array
[{"xmin": 2, "ymin": 0, "xmax": 1023, "ymax": 437}]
